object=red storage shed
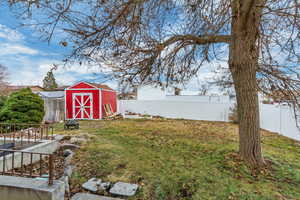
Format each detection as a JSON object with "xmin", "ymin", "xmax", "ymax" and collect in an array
[{"xmin": 65, "ymin": 81, "xmax": 117, "ymax": 120}]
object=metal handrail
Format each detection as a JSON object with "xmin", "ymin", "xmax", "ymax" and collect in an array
[
  {"xmin": 0, "ymin": 123, "xmax": 54, "ymax": 144},
  {"xmin": 0, "ymin": 148, "xmax": 54, "ymax": 185}
]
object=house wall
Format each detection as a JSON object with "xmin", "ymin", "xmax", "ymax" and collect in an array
[{"xmin": 119, "ymin": 100, "xmax": 230, "ymax": 122}]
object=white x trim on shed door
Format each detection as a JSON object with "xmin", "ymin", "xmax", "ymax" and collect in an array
[{"xmin": 72, "ymin": 93, "xmax": 93, "ymax": 119}]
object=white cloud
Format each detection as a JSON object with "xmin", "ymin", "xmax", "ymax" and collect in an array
[
  {"xmin": 0, "ymin": 43, "xmax": 39, "ymax": 55},
  {"xmin": 8, "ymin": 58, "xmax": 114, "ymax": 87},
  {"xmin": 0, "ymin": 24, "xmax": 24, "ymax": 41},
  {"xmin": 0, "ymin": 24, "xmax": 40, "ymax": 56}
]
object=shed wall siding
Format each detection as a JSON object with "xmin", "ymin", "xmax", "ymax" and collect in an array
[
  {"xmin": 65, "ymin": 89, "xmax": 100, "ymax": 119},
  {"xmin": 101, "ymin": 90, "xmax": 117, "ymax": 117},
  {"xmin": 65, "ymin": 81, "xmax": 116, "ymax": 120}
]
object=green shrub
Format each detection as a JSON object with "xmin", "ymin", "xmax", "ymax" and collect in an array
[
  {"xmin": 0, "ymin": 95, "xmax": 7, "ymax": 110},
  {"xmin": 0, "ymin": 88, "xmax": 44, "ymax": 124}
]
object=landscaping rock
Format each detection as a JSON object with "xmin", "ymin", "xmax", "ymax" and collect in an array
[
  {"xmin": 54, "ymin": 135, "xmax": 65, "ymax": 141},
  {"xmin": 63, "ymin": 149, "xmax": 73, "ymax": 157},
  {"xmin": 64, "ymin": 152, "xmax": 75, "ymax": 166},
  {"xmin": 82, "ymin": 178, "xmax": 102, "ymax": 192},
  {"xmin": 99, "ymin": 182, "xmax": 111, "ymax": 190},
  {"xmin": 109, "ymin": 182, "xmax": 138, "ymax": 197},
  {"xmin": 61, "ymin": 143, "xmax": 80, "ymax": 150},
  {"xmin": 62, "ymin": 135, "xmax": 72, "ymax": 140},
  {"xmin": 64, "ymin": 165, "xmax": 75, "ymax": 178},
  {"xmin": 70, "ymin": 137, "xmax": 87, "ymax": 145},
  {"xmin": 71, "ymin": 193, "xmax": 123, "ymax": 200}
]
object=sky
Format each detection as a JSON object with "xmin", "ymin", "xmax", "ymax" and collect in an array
[
  {"xmin": 0, "ymin": 4, "xmax": 116, "ymax": 87},
  {"xmin": 0, "ymin": 3, "xmax": 223, "ymax": 93}
]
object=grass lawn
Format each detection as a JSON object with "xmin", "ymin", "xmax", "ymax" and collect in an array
[{"xmin": 54, "ymin": 119, "xmax": 300, "ymax": 200}]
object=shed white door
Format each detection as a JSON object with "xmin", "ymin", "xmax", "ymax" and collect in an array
[{"xmin": 73, "ymin": 93, "xmax": 93, "ymax": 119}]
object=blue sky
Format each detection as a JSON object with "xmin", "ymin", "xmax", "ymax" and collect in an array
[
  {"xmin": 0, "ymin": 4, "xmax": 224, "ymax": 93},
  {"xmin": 0, "ymin": 5, "xmax": 114, "ymax": 88}
]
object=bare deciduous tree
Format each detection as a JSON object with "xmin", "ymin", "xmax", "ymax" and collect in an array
[
  {"xmin": 8, "ymin": 0, "xmax": 300, "ymax": 167},
  {"xmin": 198, "ymin": 83, "xmax": 210, "ymax": 96}
]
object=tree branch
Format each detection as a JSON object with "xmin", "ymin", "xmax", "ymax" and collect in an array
[{"xmin": 158, "ymin": 34, "xmax": 231, "ymax": 50}]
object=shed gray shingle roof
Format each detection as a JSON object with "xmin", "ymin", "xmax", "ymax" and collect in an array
[{"xmin": 38, "ymin": 91, "xmax": 65, "ymax": 98}]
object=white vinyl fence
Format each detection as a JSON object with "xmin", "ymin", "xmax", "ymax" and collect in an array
[
  {"xmin": 118, "ymin": 100, "xmax": 230, "ymax": 122},
  {"xmin": 118, "ymin": 100, "xmax": 300, "ymax": 141},
  {"xmin": 260, "ymin": 104, "xmax": 300, "ymax": 141}
]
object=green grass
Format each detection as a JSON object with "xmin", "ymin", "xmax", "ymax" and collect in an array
[{"xmin": 54, "ymin": 119, "xmax": 300, "ymax": 200}]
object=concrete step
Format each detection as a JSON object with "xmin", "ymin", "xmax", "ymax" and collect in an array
[{"xmin": 71, "ymin": 193, "xmax": 123, "ymax": 200}]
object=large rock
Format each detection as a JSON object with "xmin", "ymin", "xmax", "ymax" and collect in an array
[
  {"xmin": 60, "ymin": 143, "xmax": 80, "ymax": 150},
  {"xmin": 70, "ymin": 137, "xmax": 87, "ymax": 145},
  {"xmin": 99, "ymin": 182, "xmax": 111, "ymax": 190},
  {"xmin": 64, "ymin": 152, "xmax": 75, "ymax": 166},
  {"xmin": 82, "ymin": 178, "xmax": 111, "ymax": 193},
  {"xmin": 109, "ymin": 182, "xmax": 138, "ymax": 197},
  {"xmin": 82, "ymin": 178, "xmax": 102, "ymax": 192},
  {"xmin": 63, "ymin": 149, "xmax": 73, "ymax": 157},
  {"xmin": 71, "ymin": 193, "xmax": 122, "ymax": 200},
  {"xmin": 54, "ymin": 135, "xmax": 65, "ymax": 141},
  {"xmin": 64, "ymin": 165, "xmax": 75, "ymax": 178}
]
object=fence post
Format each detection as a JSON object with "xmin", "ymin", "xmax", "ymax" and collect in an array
[{"xmin": 48, "ymin": 154, "xmax": 54, "ymax": 185}]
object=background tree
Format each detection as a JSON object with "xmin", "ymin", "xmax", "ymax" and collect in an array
[
  {"xmin": 197, "ymin": 82, "xmax": 211, "ymax": 96},
  {"xmin": 0, "ymin": 64, "xmax": 9, "ymax": 95},
  {"xmin": 8, "ymin": 0, "xmax": 300, "ymax": 167},
  {"xmin": 0, "ymin": 64, "xmax": 9, "ymax": 108},
  {"xmin": 0, "ymin": 88, "xmax": 45, "ymax": 124},
  {"xmin": 43, "ymin": 65, "xmax": 58, "ymax": 90}
]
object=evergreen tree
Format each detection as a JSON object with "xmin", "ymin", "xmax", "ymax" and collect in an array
[
  {"xmin": 0, "ymin": 88, "xmax": 44, "ymax": 124},
  {"xmin": 0, "ymin": 95, "xmax": 7, "ymax": 110},
  {"xmin": 43, "ymin": 69, "xmax": 58, "ymax": 90}
]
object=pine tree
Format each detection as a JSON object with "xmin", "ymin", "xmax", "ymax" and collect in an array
[{"xmin": 43, "ymin": 69, "xmax": 58, "ymax": 90}]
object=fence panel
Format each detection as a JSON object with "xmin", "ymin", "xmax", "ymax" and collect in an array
[
  {"xmin": 260, "ymin": 104, "xmax": 300, "ymax": 141},
  {"xmin": 119, "ymin": 100, "xmax": 230, "ymax": 122}
]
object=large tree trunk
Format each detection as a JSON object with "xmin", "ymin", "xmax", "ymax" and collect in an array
[{"xmin": 229, "ymin": 1, "xmax": 266, "ymax": 167}]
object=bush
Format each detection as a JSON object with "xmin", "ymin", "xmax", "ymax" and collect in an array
[
  {"xmin": 0, "ymin": 88, "xmax": 45, "ymax": 124},
  {"xmin": 0, "ymin": 95, "xmax": 7, "ymax": 110}
]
